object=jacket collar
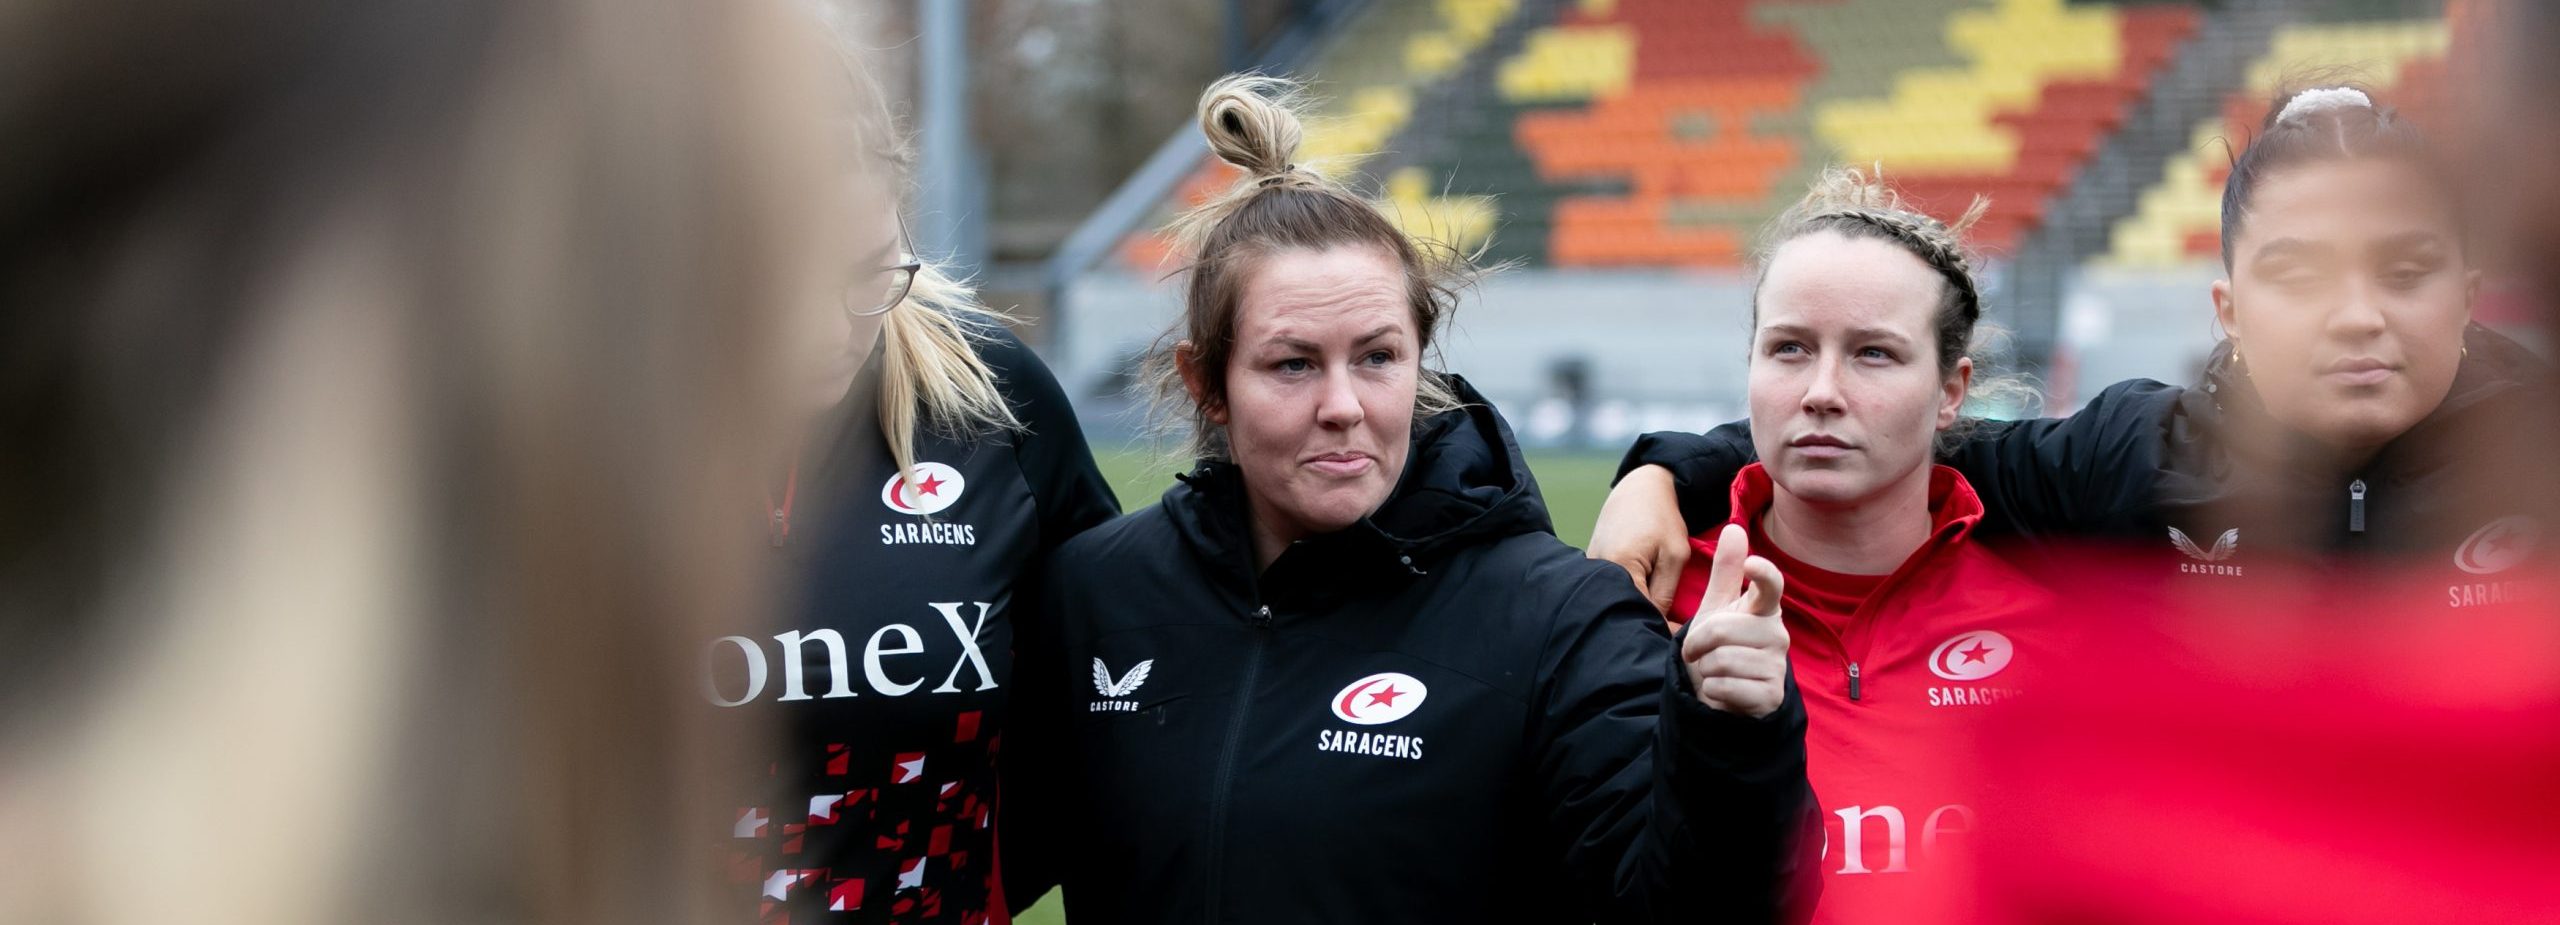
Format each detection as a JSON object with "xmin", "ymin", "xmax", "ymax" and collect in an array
[
  {"xmin": 1722, "ymin": 461, "xmax": 1985, "ymax": 555},
  {"xmin": 2189, "ymin": 323, "xmax": 2550, "ymax": 485},
  {"xmin": 1161, "ymin": 374, "xmax": 1553, "ymax": 605}
]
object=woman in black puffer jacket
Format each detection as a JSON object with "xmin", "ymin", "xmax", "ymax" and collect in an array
[{"xmin": 999, "ymin": 75, "xmax": 1822, "ymax": 925}]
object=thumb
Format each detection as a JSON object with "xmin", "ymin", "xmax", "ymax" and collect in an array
[
  {"xmin": 1698, "ymin": 523, "xmax": 1747, "ymax": 619},
  {"xmin": 1735, "ymin": 555, "xmax": 1785, "ymax": 618}
]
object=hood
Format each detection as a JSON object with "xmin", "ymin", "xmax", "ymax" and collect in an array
[{"xmin": 1162, "ymin": 374, "xmax": 1553, "ymax": 592}]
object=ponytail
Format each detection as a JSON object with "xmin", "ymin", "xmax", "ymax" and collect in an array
[
  {"xmin": 809, "ymin": 15, "xmax": 1023, "ymax": 487},
  {"xmin": 877, "ymin": 261, "xmax": 1021, "ymax": 491}
]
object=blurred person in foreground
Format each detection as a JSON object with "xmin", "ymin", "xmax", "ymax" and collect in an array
[
  {"xmin": 1004, "ymin": 74, "xmax": 1819, "ymax": 925},
  {"xmin": 0, "ymin": 0, "xmax": 876, "ymax": 921},
  {"xmin": 700, "ymin": 16, "xmax": 1119, "ymax": 925},
  {"xmin": 2469, "ymin": 0, "xmax": 2560, "ymax": 312}
]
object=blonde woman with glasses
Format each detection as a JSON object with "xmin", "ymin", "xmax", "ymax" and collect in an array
[{"xmin": 699, "ymin": 33, "xmax": 1121, "ymax": 925}]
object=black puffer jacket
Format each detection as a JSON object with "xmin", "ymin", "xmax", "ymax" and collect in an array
[
  {"xmin": 1621, "ymin": 325, "xmax": 2554, "ymax": 591},
  {"xmin": 1006, "ymin": 378, "xmax": 1820, "ymax": 925}
]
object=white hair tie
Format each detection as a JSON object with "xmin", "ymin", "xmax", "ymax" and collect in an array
[{"xmin": 2277, "ymin": 87, "xmax": 2373, "ymax": 124}]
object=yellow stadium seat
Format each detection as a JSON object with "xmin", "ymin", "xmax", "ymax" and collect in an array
[
  {"xmin": 1498, "ymin": 25, "xmax": 1634, "ymax": 103},
  {"xmin": 1381, "ymin": 167, "xmax": 1497, "ymax": 251},
  {"xmin": 1814, "ymin": 0, "xmax": 2128, "ymax": 173}
]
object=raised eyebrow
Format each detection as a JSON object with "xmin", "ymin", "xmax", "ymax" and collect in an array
[{"xmin": 1352, "ymin": 324, "xmax": 1401, "ymax": 345}]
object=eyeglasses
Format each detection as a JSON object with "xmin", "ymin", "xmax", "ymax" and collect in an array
[{"xmin": 849, "ymin": 217, "xmax": 924, "ymax": 318}]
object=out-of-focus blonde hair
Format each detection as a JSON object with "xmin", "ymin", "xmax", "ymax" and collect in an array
[
  {"xmin": 880, "ymin": 263, "xmax": 1022, "ymax": 484},
  {"xmin": 0, "ymin": 0, "xmax": 864, "ymax": 922},
  {"xmin": 819, "ymin": 21, "xmax": 1024, "ymax": 485}
]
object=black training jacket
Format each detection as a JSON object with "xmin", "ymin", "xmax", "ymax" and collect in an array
[
  {"xmin": 1004, "ymin": 377, "xmax": 1821, "ymax": 925},
  {"xmin": 1618, "ymin": 324, "xmax": 2555, "ymax": 594}
]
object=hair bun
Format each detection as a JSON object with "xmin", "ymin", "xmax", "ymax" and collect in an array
[
  {"xmin": 2275, "ymin": 86, "xmax": 2374, "ymax": 125},
  {"xmin": 1197, "ymin": 74, "xmax": 1305, "ymax": 179}
]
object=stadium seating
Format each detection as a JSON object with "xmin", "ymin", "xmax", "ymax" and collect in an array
[
  {"xmin": 1497, "ymin": 0, "xmax": 2197, "ymax": 266},
  {"xmin": 1115, "ymin": 0, "xmax": 1521, "ymax": 272},
  {"xmin": 1106, "ymin": 0, "xmax": 2463, "ymax": 277},
  {"xmin": 2104, "ymin": 19, "xmax": 2451, "ymax": 267}
]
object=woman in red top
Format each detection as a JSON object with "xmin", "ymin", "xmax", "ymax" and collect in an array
[{"xmin": 1666, "ymin": 169, "xmax": 2052, "ymax": 924}]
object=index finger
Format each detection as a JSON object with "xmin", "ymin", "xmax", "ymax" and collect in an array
[{"xmin": 1737, "ymin": 554, "xmax": 1785, "ymax": 619}]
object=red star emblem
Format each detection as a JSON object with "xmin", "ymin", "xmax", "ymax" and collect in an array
[
  {"xmin": 2481, "ymin": 526, "xmax": 2518, "ymax": 557},
  {"xmin": 1367, "ymin": 685, "xmax": 1405, "ymax": 708},
  {"xmin": 915, "ymin": 473, "xmax": 946, "ymax": 496},
  {"xmin": 1958, "ymin": 641, "xmax": 1994, "ymax": 665}
]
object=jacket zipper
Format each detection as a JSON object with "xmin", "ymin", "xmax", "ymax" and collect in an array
[
  {"xmin": 1794, "ymin": 582, "xmax": 1864, "ymax": 703},
  {"xmin": 2348, "ymin": 479, "xmax": 2368, "ymax": 534},
  {"xmin": 1201, "ymin": 602, "xmax": 1273, "ymax": 923}
]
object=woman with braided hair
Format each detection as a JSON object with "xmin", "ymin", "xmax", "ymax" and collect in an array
[{"xmin": 1648, "ymin": 167, "xmax": 2051, "ymax": 924}]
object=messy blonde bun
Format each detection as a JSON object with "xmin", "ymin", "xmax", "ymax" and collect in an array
[
  {"xmin": 1144, "ymin": 74, "xmax": 1480, "ymax": 462},
  {"xmin": 1198, "ymin": 74, "xmax": 1307, "ymax": 180}
]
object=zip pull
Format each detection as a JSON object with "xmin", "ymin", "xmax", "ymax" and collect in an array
[
  {"xmin": 2348, "ymin": 479, "xmax": 2368, "ymax": 534},
  {"xmin": 1250, "ymin": 605, "xmax": 1274, "ymax": 627},
  {"xmin": 1847, "ymin": 662, "xmax": 1862, "ymax": 702},
  {"xmin": 762, "ymin": 458, "xmax": 799, "ymax": 548}
]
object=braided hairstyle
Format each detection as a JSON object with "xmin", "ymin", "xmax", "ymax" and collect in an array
[{"xmin": 1752, "ymin": 166, "xmax": 1990, "ymax": 377}]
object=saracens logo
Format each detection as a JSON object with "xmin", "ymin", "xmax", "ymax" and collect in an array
[
  {"xmin": 881, "ymin": 463, "xmax": 966, "ymax": 516},
  {"xmin": 2455, "ymin": 515, "xmax": 2542, "ymax": 576},
  {"xmin": 1331, "ymin": 672, "xmax": 1427, "ymax": 725},
  {"xmin": 1926, "ymin": 630, "xmax": 2014, "ymax": 682},
  {"xmin": 2447, "ymin": 516, "xmax": 2542, "ymax": 609}
]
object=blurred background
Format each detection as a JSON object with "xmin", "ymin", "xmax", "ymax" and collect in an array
[{"xmin": 873, "ymin": 0, "xmax": 2505, "ymax": 546}]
